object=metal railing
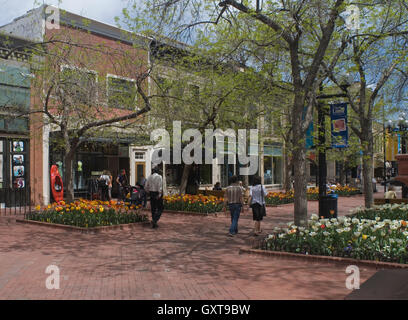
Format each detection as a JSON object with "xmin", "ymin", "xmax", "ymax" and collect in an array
[{"xmin": 0, "ymin": 187, "xmax": 32, "ymax": 216}]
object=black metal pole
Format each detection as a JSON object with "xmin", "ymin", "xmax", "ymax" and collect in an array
[
  {"xmin": 318, "ymin": 91, "xmax": 327, "ymax": 219},
  {"xmin": 383, "ymin": 124, "xmax": 387, "ymax": 194},
  {"xmin": 316, "ymin": 86, "xmax": 348, "ymax": 217},
  {"xmin": 318, "ymin": 103, "xmax": 327, "ymax": 198}
]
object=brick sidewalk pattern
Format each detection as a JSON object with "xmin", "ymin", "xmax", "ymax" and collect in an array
[{"xmin": 0, "ymin": 194, "xmax": 382, "ymax": 300}]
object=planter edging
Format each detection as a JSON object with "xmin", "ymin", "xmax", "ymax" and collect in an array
[
  {"xmin": 239, "ymin": 248, "xmax": 408, "ymax": 269},
  {"xmin": 16, "ymin": 219, "xmax": 150, "ymax": 234},
  {"xmin": 163, "ymin": 210, "xmax": 224, "ymax": 217}
]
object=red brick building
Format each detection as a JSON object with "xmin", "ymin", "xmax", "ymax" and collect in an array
[{"xmin": 0, "ymin": 5, "xmax": 150, "ymax": 205}]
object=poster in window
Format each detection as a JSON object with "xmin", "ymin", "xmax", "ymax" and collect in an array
[
  {"xmin": 13, "ymin": 166, "xmax": 24, "ymax": 177},
  {"xmin": 13, "ymin": 178, "xmax": 25, "ymax": 189},
  {"xmin": 13, "ymin": 141, "xmax": 24, "ymax": 152},
  {"xmin": 13, "ymin": 155, "xmax": 24, "ymax": 165}
]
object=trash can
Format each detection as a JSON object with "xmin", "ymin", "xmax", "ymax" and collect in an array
[{"xmin": 319, "ymin": 194, "xmax": 338, "ymax": 219}]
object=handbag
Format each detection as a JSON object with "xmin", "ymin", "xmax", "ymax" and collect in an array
[{"xmin": 260, "ymin": 184, "xmax": 266, "ymax": 216}]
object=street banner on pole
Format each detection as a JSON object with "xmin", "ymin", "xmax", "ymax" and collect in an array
[
  {"xmin": 330, "ymin": 103, "xmax": 348, "ymax": 148},
  {"xmin": 302, "ymin": 107, "xmax": 314, "ymax": 149}
]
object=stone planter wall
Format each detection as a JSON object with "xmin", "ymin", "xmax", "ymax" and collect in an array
[{"xmin": 16, "ymin": 219, "xmax": 150, "ymax": 234}]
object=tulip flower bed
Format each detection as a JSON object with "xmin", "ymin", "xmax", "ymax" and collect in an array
[
  {"xmin": 26, "ymin": 199, "xmax": 148, "ymax": 228},
  {"xmin": 350, "ymin": 204, "xmax": 408, "ymax": 221},
  {"xmin": 266, "ymin": 186, "xmax": 361, "ymax": 204},
  {"xmin": 265, "ymin": 191, "xmax": 294, "ymax": 205},
  {"xmin": 306, "ymin": 186, "xmax": 361, "ymax": 200},
  {"xmin": 163, "ymin": 194, "xmax": 224, "ymax": 213},
  {"xmin": 264, "ymin": 214, "xmax": 408, "ymax": 264}
]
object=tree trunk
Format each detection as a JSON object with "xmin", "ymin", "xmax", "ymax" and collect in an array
[
  {"xmin": 362, "ymin": 154, "xmax": 374, "ymax": 208},
  {"xmin": 292, "ymin": 122, "xmax": 308, "ymax": 225},
  {"xmin": 361, "ymin": 128, "xmax": 374, "ymax": 208},
  {"xmin": 179, "ymin": 164, "xmax": 192, "ymax": 194},
  {"xmin": 293, "ymin": 145, "xmax": 308, "ymax": 226},
  {"xmin": 283, "ymin": 144, "xmax": 292, "ymax": 191},
  {"xmin": 64, "ymin": 149, "xmax": 75, "ymax": 203}
]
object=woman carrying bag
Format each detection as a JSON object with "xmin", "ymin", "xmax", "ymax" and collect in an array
[{"xmin": 248, "ymin": 176, "xmax": 267, "ymax": 236}]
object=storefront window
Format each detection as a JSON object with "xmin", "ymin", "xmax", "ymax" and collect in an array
[
  {"xmin": 165, "ymin": 164, "xmax": 183, "ymax": 186},
  {"xmin": 273, "ymin": 156, "xmax": 282, "ymax": 184},
  {"xmin": 220, "ymin": 163, "xmax": 235, "ymax": 187},
  {"xmin": 199, "ymin": 164, "xmax": 212, "ymax": 185},
  {"xmin": 264, "ymin": 156, "xmax": 273, "ymax": 185}
]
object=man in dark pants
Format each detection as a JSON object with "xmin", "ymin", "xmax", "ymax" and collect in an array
[
  {"xmin": 145, "ymin": 167, "xmax": 163, "ymax": 228},
  {"xmin": 116, "ymin": 169, "xmax": 128, "ymax": 202}
]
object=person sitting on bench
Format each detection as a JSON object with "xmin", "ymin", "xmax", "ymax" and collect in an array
[{"xmin": 384, "ymin": 186, "xmax": 397, "ymax": 199}]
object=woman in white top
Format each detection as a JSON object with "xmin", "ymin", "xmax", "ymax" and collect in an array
[
  {"xmin": 99, "ymin": 170, "xmax": 112, "ymax": 201},
  {"xmin": 248, "ymin": 176, "xmax": 267, "ymax": 236}
]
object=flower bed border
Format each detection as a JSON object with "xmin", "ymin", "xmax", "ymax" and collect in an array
[
  {"xmin": 16, "ymin": 218, "xmax": 151, "ymax": 234},
  {"xmin": 163, "ymin": 210, "xmax": 224, "ymax": 216},
  {"xmin": 239, "ymin": 247, "xmax": 408, "ymax": 269}
]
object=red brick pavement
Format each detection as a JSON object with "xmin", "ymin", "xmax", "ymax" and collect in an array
[{"xmin": 0, "ymin": 195, "xmax": 380, "ymax": 300}]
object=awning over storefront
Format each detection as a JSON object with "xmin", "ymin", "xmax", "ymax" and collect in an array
[
  {"xmin": 264, "ymin": 145, "xmax": 282, "ymax": 157},
  {"xmin": 248, "ymin": 144, "xmax": 282, "ymax": 156},
  {"xmin": 79, "ymin": 136, "xmax": 135, "ymax": 144}
]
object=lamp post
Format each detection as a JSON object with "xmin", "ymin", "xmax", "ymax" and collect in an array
[
  {"xmin": 385, "ymin": 114, "xmax": 408, "ymax": 198},
  {"xmin": 316, "ymin": 76, "xmax": 351, "ymax": 218},
  {"xmin": 384, "ymin": 119, "xmax": 395, "ymax": 193},
  {"xmin": 397, "ymin": 115, "xmax": 408, "ymax": 154}
]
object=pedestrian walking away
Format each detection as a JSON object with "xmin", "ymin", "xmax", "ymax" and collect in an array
[
  {"xmin": 145, "ymin": 166, "xmax": 163, "ymax": 228},
  {"xmin": 248, "ymin": 176, "xmax": 267, "ymax": 236},
  {"xmin": 224, "ymin": 175, "xmax": 245, "ymax": 236},
  {"xmin": 116, "ymin": 169, "xmax": 128, "ymax": 202},
  {"xmin": 99, "ymin": 170, "xmax": 111, "ymax": 201}
]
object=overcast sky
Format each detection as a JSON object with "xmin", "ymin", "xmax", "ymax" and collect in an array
[{"xmin": 0, "ymin": 0, "xmax": 133, "ymax": 28}]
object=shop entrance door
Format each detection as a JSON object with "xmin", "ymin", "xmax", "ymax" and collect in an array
[
  {"xmin": 0, "ymin": 139, "xmax": 5, "ymax": 207},
  {"xmin": 0, "ymin": 138, "xmax": 29, "ymax": 207},
  {"xmin": 135, "ymin": 162, "xmax": 145, "ymax": 185}
]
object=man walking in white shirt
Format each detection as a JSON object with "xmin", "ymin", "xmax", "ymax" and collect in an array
[{"xmin": 145, "ymin": 166, "xmax": 163, "ymax": 228}]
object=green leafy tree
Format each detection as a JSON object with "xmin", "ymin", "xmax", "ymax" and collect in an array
[
  {"xmin": 323, "ymin": 0, "xmax": 408, "ymax": 207},
  {"xmin": 121, "ymin": 0, "xmax": 351, "ymax": 225}
]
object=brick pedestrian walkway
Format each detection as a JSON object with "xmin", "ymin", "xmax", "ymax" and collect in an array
[{"xmin": 0, "ymin": 195, "xmax": 379, "ymax": 300}]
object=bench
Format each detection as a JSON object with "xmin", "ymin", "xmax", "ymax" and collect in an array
[{"xmin": 374, "ymin": 198, "xmax": 408, "ymax": 205}]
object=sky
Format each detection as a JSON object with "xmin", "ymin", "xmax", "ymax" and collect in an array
[{"xmin": 0, "ymin": 0, "xmax": 134, "ymax": 28}]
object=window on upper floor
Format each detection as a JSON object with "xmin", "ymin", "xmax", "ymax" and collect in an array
[
  {"xmin": 60, "ymin": 66, "xmax": 97, "ymax": 106},
  {"xmin": 0, "ymin": 116, "xmax": 28, "ymax": 132},
  {"xmin": 107, "ymin": 75, "xmax": 137, "ymax": 110}
]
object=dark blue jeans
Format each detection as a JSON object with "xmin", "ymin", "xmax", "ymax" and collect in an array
[
  {"xmin": 150, "ymin": 192, "xmax": 163, "ymax": 223},
  {"xmin": 228, "ymin": 203, "xmax": 242, "ymax": 235}
]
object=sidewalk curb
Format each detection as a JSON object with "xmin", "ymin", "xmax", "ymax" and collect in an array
[
  {"xmin": 238, "ymin": 248, "xmax": 408, "ymax": 269},
  {"xmin": 16, "ymin": 219, "xmax": 150, "ymax": 234}
]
